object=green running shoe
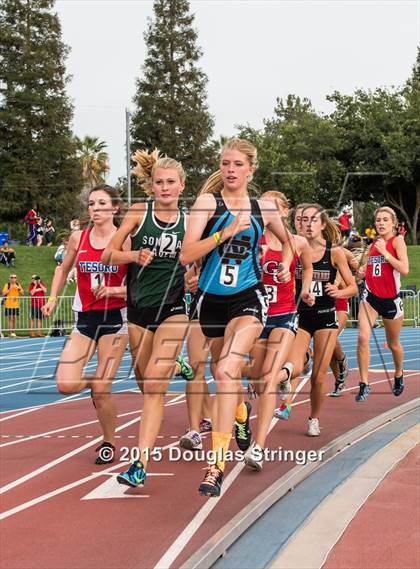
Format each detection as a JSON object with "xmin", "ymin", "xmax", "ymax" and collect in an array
[
  {"xmin": 117, "ymin": 460, "xmax": 146, "ymax": 488},
  {"xmin": 176, "ymin": 354, "xmax": 194, "ymax": 381}
]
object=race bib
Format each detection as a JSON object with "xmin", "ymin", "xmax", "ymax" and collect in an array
[
  {"xmin": 91, "ymin": 272, "xmax": 104, "ymax": 289},
  {"xmin": 310, "ymin": 280, "xmax": 323, "ymax": 297},
  {"xmin": 372, "ymin": 262, "xmax": 381, "ymax": 277},
  {"xmin": 220, "ymin": 264, "xmax": 239, "ymax": 288},
  {"xmin": 265, "ymin": 284, "xmax": 278, "ymax": 304}
]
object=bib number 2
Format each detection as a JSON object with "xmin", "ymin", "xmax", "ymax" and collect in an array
[{"xmin": 220, "ymin": 264, "xmax": 239, "ymax": 288}]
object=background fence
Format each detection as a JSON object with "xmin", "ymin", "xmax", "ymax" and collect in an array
[{"xmin": 0, "ymin": 291, "xmax": 418, "ymax": 337}]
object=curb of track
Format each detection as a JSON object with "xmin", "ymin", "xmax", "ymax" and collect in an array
[{"xmin": 180, "ymin": 397, "xmax": 420, "ymax": 569}]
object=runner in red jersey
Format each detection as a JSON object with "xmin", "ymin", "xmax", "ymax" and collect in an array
[
  {"xmin": 43, "ymin": 185, "xmax": 129, "ymax": 464},
  {"xmin": 244, "ymin": 191, "xmax": 313, "ymax": 471},
  {"xmin": 356, "ymin": 206, "xmax": 409, "ymax": 401}
]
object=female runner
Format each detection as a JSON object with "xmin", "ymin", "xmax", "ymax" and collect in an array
[
  {"xmin": 181, "ymin": 138, "xmax": 293, "ymax": 496},
  {"xmin": 43, "ymin": 185, "xmax": 128, "ymax": 464},
  {"xmin": 244, "ymin": 191, "xmax": 313, "ymax": 471},
  {"xmin": 102, "ymin": 149, "xmax": 190, "ymax": 488},
  {"xmin": 356, "ymin": 207, "xmax": 409, "ymax": 401},
  {"xmin": 276, "ymin": 204, "xmax": 357, "ymax": 435}
]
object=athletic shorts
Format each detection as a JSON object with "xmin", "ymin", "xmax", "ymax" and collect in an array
[
  {"xmin": 188, "ymin": 295, "xmax": 199, "ymax": 321},
  {"xmin": 298, "ymin": 307, "xmax": 338, "ymax": 336},
  {"xmin": 5, "ymin": 308, "xmax": 19, "ymax": 317},
  {"xmin": 30, "ymin": 307, "xmax": 44, "ymax": 320},
  {"xmin": 335, "ymin": 298, "xmax": 349, "ymax": 314},
  {"xmin": 361, "ymin": 289, "xmax": 404, "ymax": 320},
  {"xmin": 197, "ymin": 285, "xmax": 268, "ymax": 338},
  {"xmin": 260, "ymin": 312, "xmax": 298, "ymax": 339},
  {"xmin": 74, "ymin": 307, "xmax": 127, "ymax": 341},
  {"xmin": 127, "ymin": 297, "xmax": 187, "ymax": 332}
]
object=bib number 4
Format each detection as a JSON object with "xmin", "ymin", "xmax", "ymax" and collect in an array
[
  {"xmin": 310, "ymin": 280, "xmax": 323, "ymax": 297},
  {"xmin": 220, "ymin": 264, "xmax": 239, "ymax": 288}
]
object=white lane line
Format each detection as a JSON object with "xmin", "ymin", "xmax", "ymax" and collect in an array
[
  {"xmin": 0, "ymin": 395, "xmax": 187, "ymax": 520},
  {"xmin": 154, "ymin": 376, "xmax": 310, "ymax": 569},
  {"xmin": 0, "ymin": 393, "xmax": 186, "ymax": 496}
]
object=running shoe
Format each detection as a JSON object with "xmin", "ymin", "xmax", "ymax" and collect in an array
[
  {"xmin": 244, "ymin": 443, "xmax": 264, "ymax": 471},
  {"xmin": 199, "ymin": 418, "xmax": 212, "ymax": 433},
  {"xmin": 355, "ymin": 382, "xmax": 371, "ymax": 402},
  {"xmin": 179, "ymin": 429, "xmax": 203, "ymax": 450},
  {"xmin": 94, "ymin": 441, "xmax": 116, "ymax": 465},
  {"xmin": 393, "ymin": 374, "xmax": 405, "ymax": 397},
  {"xmin": 279, "ymin": 362, "xmax": 293, "ymax": 396},
  {"xmin": 338, "ymin": 355, "xmax": 349, "ymax": 383},
  {"xmin": 175, "ymin": 354, "xmax": 194, "ymax": 381},
  {"xmin": 117, "ymin": 460, "xmax": 146, "ymax": 488},
  {"xmin": 198, "ymin": 464, "xmax": 224, "ymax": 497},
  {"xmin": 234, "ymin": 401, "xmax": 252, "ymax": 451},
  {"xmin": 302, "ymin": 350, "xmax": 313, "ymax": 377},
  {"xmin": 330, "ymin": 379, "xmax": 345, "ymax": 397},
  {"xmin": 274, "ymin": 402, "xmax": 292, "ymax": 420},
  {"xmin": 307, "ymin": 417, "xmax": 321, "ymax": 436}
]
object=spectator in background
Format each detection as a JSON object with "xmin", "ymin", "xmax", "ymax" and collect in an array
[
  {"xmin": 364, "ymin": 225, "xmax": 377, "ymax": 244},
  {"xmin": 29, "ymin": 275, "xmax": 47, "ymax": 337},
  {"xmin": 338, "ymin": 208, "xmax": 352, "ymax": 239},
  {"xmin": 397, "ymin": 221, "xmax": 406, "ymax": 238},
  {"xmin": 70, "ymin": 218, "xmax": 80, "ymax": 232},
  {"xmin": 2, "ymin": 274, "xmax": 24, "ymax": 337},
  {"xmin": 54, "ymin": 236, "xmax": 68, "ymax": 265},
  {"xmin": 0, "ymin": 242, "xmax": 16, "ymax": 267},
  {"xmin": 35, "ymin": 217, "xmax": 44, "ymax": 246},
  {"xmin": 24, "ymin": 205, "xmax": 38, "ymax": 246},
  {"xmin": 44, "ymin": 218, "xmax": 55, "ymax": 247}
]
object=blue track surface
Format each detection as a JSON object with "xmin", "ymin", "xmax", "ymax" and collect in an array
[{"xmin": 1, "ymin": 328, "xmax": 419, "ymax": 412}]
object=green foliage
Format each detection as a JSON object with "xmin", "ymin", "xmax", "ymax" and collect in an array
[
  {"xmin": 131, "ymin": 0, "xmax": 217, "ymax": 196},
  {"xmin": 0, "ymin": 0, "xmax": 83, "ymax": 227},
  {"xmin": 74, "ymin": 135, "xmax": 110, "ymax": 190}
]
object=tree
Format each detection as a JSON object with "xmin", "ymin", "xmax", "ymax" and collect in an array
[
  {"xmin": 0, "ymin": 0, "xmax": 82, "ymax": 230},
  {"xmin": 328, "ymin": 51, "xmax": 420, "ymax": 244},
  {"xmin": 131, "ymin": 0, "xmax": 217, "ymax": 198},
  {"xmin": 238, "ymin": 95, "xmax": 346, "ymax": 210},
  {"xmin": 75, "ymin": 136, "xmax": 109, "ymax": 190}
]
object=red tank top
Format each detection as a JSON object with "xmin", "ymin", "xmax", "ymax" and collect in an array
[
  {"xmin": 73, "ymin": 229, "xmax": 127, "ymax": 312},
  {"xmin": 365, "ymin": 236, "xmax": 400, "ymax": 298},
  {"xmin": 261, "ymin": 247, "xmax": 298, "ymax": 315}
]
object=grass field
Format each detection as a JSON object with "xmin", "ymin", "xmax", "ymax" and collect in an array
[{"xmin": 0, "ymin": 244, "xmax": 419, "ymax": 296}]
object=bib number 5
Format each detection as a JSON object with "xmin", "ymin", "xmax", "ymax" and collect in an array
[{"xmin": 220, "ymin": 264, "xmax": 239, "ymax": 288}]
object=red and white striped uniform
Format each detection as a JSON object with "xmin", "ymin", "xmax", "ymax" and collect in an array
[
  {"xmin": 365, "ymin": 236, "xmax": 400, "ymax": 299},
  {"xmin": 73, "ymin": 229, "xmax": 127, "ymax": 312}
]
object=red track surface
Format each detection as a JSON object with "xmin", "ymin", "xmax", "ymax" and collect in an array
[
  {"xmin": 1, "ymin": 371, "xmax": 419, "ymax": 569},
  {"xmin": 324, "ymin": 445, "xmax": 420, "ymax": 569}
]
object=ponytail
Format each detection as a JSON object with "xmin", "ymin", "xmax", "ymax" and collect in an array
[{"xmin": 132, "ymin": 148, "xmax": 186, "ymax": 197}]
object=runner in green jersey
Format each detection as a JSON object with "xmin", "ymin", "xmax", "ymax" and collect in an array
[{"xmin": 102, "ymin": 149, "xmax": 191, "ymax": 488}]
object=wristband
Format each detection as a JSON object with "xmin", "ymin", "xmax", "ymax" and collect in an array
[
  {"xmin": 213, "ymin": 231, "xmax": 222, "ymax": 246},
  {"xmin": 48, "ymin": 296, "xmax": 57, "ymax": 302}
]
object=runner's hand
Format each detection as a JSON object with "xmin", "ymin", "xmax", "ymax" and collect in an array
[
  {"xmin": 185, "ymin": 275, "xmax": 199, "ymax": 293},
  {"xmin": 325, "ymin": 283, "xmax": 340, "ymax": 298},
  {"xmin": 92, "ymin": 285, "xmax": 114, "ymax": 300},
  {"xmin": 224, "ymin": 211, "xmax": 251, "ymax": 239},
  {"xmin": 136, "ymin": 248, "xmax": 154, "ymax": 266},
  {"xmin": 301, "ymin": 291, "xmax": 315, "ymax": 306},
  {"xmin": 275, "ymin": 263, "xmax": 290, "ymax": 283},
  {"xmin": 42, "ymin": 301, "xmax": 56, "ymax": 317}
]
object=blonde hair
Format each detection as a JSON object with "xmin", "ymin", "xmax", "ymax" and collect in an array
[
  {"xmin": 261, "ymin": 190, "xmax": 290, "ymax": 229},
  {"xmin": 374, "ymin": 206, "xmax": 398, "ymax": 232},
  {"xmin": 302, "ymin": 203, "xmax": 341, "ymax": 245},
  {"xmin": 131, "ymin": 148, "xmax": 186, "ymax": 196},
  {"xmin": 199, "ymin": 138, "xmax": 258, "ymax": 195}
]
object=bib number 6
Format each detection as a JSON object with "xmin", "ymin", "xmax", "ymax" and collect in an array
[
  {"xmin": 372, "ymin": 262, "xmax": 381, "ymax": 277},
  {"xmin": 220, "ymin": 264, "xmax": 239, "ymax": 288}
]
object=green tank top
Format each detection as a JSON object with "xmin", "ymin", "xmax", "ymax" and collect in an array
[{"xmin": 127, "ymin": 200, "xmax": 187, "ymax": 308}]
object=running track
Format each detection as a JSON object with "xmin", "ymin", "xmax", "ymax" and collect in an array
[{"xmin": 1, "ymin": 329, "xmax": 419, "ymax": 568}]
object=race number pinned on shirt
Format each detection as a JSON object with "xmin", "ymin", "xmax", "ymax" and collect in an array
[
  {"xmin": 372, "ymin": 262, "xmax": 381, "ymax": 277},
  {"xmin": 220, "ymin": 263, "xmax": 239, "ymax": 288},
  {"xmin": 160, "ymin": 233, "xmax": 177, "ymax": 257},
  {"xmin": 265, "ymin": 284, "xmax": 278, "ymax": 304},
  {"xmin": 310, "ymin": 280, "xmax": 323, "ymax": 297},
  {"xmin": 91, "ymin": 272, "xmax": 104, "ymax": 289}
]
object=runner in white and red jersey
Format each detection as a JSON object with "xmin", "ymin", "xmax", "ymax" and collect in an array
[
  {"xmin": 243, "ymin": 191, "xmax": 313, "ymax": 471},
  {"xmin": 356, "ymin": 206, "xmax": 409, "ymax": 401},
  {"xmin": 43, "ymin": 185, "xmax": 129, "ymax": 465}
]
